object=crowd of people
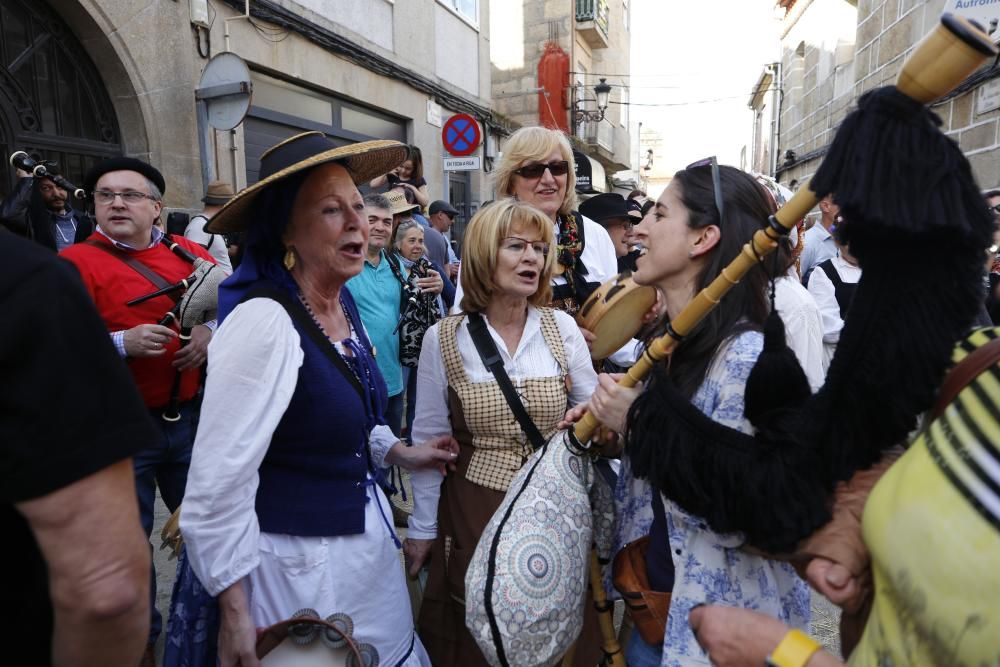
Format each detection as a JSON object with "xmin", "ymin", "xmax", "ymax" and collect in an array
[{"xmin": 3, "ymin": 121, "xmax": 999, "ymax": 667}]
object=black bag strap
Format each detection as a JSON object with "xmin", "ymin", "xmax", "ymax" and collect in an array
[
  {"xmin": 466, "ymin": 312, "xmax": 546, "ymax": 450},
  {"xmin": 191, "ymin": 214, "xmax": 214, "ymax": 251},
  {"xmin": 383, "ymin": 250, "xmax": 409, "ymax": 312},
  {"xmin": 83, "ymin": 239, "xmax": 182, "ymax": 304},
  {"xmin": 240, "ymin": 284, "xmax": 364, "ymax": 401},
  {"xmin": 818, "ymin": 258, "xmax": 856, "ymax": 319}
]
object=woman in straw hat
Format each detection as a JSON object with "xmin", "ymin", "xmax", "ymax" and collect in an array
[{"xmin": 164, "ymin": 132, "xmax": 457, "ymax": 667}]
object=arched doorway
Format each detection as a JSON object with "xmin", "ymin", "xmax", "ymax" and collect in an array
[{"xmin": 0, "ymin": 0, "xmax": 122, "ymax": 195}]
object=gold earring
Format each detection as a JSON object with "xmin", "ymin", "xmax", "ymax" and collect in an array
[{"xmin": 284, "ymin": 247, "xmax": 296, "ymax": 270}]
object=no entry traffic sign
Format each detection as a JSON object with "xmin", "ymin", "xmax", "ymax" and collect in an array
[{"xmin": 442, "ymin": 113, "xmax": 481, "ymax": 157}]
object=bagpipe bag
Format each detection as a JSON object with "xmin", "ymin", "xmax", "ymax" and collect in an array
[{"xmin": 465, "ymin": 431, "xmax": 594, "ymax": 667}]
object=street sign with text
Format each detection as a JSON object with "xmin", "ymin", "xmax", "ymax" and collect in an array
[
  {"xmin": 943, "ymin": 0, "xmax": 1000, "ymax": 39},
  {"xmin": 443, "ymin": 156, "xmax": 481, "ymax": 171}
]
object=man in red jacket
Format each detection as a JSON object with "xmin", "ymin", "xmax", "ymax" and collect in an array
[{"xmin": 61, "ymin": 157, "xmax": 215, "ymax": 666}]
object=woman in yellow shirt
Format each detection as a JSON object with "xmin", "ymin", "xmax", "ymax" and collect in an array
[{"xmin": 689, "ymin": 327, "xmax": 1000, "ymax": 667}]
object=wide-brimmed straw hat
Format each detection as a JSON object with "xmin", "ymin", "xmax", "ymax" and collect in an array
[
  {"xmin": 207, "ymin": 131, "xmax": 407, "ymax": 233},
  {"xmin": 385, "ymin": 189, "xmax": 421, "ymax": 216}
]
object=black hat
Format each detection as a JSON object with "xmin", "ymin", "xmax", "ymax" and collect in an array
[
  {"xmin": 579, "ymin": 192, "xmax": 630, "ymax": 226},
  {"xmin": 84, "ymin": 157, "xmax": 166, "ymax": 197},
  {"xmin": 429, "ymin": 200, "xmax": 459, "ymax": 216},
  {"xmin": 573, "ymin": 150, "xmax": 599, "ymax": 194}
]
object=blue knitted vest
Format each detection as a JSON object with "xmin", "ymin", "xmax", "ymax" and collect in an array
[{"xmin": 255, "ymin": 289, "xmax": 387, "ymax": 537}]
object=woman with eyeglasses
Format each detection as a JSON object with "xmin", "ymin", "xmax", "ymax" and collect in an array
[
  {"xmin": 403, "ymin": 199, "xmax": 601, "ymax": 666},
  {"xmin": 568, "ymin": 161, "xmax": 811, "ymax": 665}
]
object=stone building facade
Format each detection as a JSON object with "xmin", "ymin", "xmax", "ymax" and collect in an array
[
  {"xmin": 1, "ymin": 0, "xmax": 496, "ymax": 235},
  {"xmin": 489, "ymin": 0, "xmax": 633, "ymax": 190},
  {"xmin": 749, "ymin": 0, "xmax": 1000, "ymax": 198}
]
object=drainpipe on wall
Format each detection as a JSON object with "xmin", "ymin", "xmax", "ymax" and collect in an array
[{"xmin": 766, "ymin": 62, "xmax": 783, "ymax": 177}]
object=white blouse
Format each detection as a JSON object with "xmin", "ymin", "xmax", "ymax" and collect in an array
[
  {"xmin": 181, "ymin": 298, "xmax": 426, "ymax": 666},
  {"xmin": 407, "ymin": 307, "xmax": 599, "ymax": 539},
  {"xmin": 807, "ymin": 254, "xmax": 862, "ymax": 345},
  {"xmin": 775, "ymin": 273, "xmax": 826, "ymax": 391}
]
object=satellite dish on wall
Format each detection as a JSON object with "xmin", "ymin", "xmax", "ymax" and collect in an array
[{"xmin": 196, "ymin": 52, "xmax": 253, "ymax": 131}]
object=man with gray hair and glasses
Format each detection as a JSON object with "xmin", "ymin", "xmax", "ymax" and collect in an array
[{"xmin": 61, "ymin": 157, "xmax": 217, "ymax": 667}]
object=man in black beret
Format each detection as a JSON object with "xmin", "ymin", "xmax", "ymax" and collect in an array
[{"xmin": 62, "ymin": 156, "xmax": 216, "ymax": 666}]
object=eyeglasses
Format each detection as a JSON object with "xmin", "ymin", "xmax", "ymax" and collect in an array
[
  {"xmin": 686, "ymin": 156, "xmax": 725, "ymax": 225},
  {"xmin": 513, "ymin": 160, "xmax": 570, "ymax": 179},
  {"xmin": 500, "ymin": 237, "xmax": 550, "ymax": 257},
  {"xmin": 93, "ymin": 190, "xmax": 158, "ymax": 205},
  {"xmin": 988, "ymin": 203, "xmax": 1000, "ymax": 215}
]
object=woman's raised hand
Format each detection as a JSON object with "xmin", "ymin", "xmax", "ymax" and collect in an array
[
  {"xmin": 387, "ymin": 435, "xmax": 459, "ymax": 475},
  {"xmin": 415, "ymin": 269, "xmax": 444, "ymax": 295}
]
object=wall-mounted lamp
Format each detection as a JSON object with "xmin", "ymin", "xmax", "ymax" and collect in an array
[{"xmin": 573, "ymin": 78, "xmax": 612, "ymax": 123}]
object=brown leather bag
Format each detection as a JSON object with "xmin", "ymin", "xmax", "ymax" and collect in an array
[{"xmin": 611, "ymin": 535, "xmax": 672, "ymax": 646}]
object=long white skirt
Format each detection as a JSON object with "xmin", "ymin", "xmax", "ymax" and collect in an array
[{"xmin": 246, "ymin": 483, "xmax": 430, "ymax": 667}]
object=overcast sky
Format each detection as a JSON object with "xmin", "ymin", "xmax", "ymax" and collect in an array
[{"xmin": 628, "ymin": 0, "xmax": 781, "ymax": 190}]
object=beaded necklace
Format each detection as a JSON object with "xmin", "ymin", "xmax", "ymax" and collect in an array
[{"xmin": 297, "ymin": 291, "xmax": 362, "ymax": 384}]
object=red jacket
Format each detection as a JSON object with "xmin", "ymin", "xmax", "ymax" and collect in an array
[{"xmin": 62, "ymin": 233, "xmax": 215, "ymax": 407}]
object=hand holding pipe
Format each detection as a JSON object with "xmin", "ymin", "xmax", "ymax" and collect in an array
[
  {"xmin": 569, "ymin": 13, "xmax": 996, "ymax": 447},
  {"xmin": 9, "ymin": 151, "xmax": 86, "ymax": 200},
  {"xmin": 125, "ymin": 258, "xmax": 214, "ymax": 307}
]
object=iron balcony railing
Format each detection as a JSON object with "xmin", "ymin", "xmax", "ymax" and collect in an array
[{"xmin": 576, "ymin": 0, "xmax": 610, "ymax": 36}]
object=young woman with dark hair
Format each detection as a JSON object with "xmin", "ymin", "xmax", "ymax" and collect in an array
[
  {"xmin": 371, "ymin": 145, "xmax": 430, "ymax": 208},
  {"xmin": 575, "ymin": 161, "xmax": 811, "ymax": 665}
]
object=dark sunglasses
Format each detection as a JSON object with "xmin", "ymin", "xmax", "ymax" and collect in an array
[
  {"xmin": 989, "ymin": 203, "xmax": 1000, "ymax": 215},
  {"xmin": 686, "ymin": 156, "xmax": 725, "ymax": 226},
  {"xmin": 514, "ymin": 160, "xmax": 570, "ymax": 179}
]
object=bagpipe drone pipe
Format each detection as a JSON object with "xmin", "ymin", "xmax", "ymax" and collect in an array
[
  {"xmin": 128, "ymin": 235, "xmax": 227, "ymax": 421},
  {"xmin": 464, "ymin": 14, "xmax": 998, "ymax": 667}
]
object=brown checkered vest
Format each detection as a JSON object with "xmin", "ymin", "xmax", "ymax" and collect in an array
[{"xmin": 439, "ymin": 309, "xmax": 570, "ymax": 491}]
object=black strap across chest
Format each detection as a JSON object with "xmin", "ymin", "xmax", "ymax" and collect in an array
[
  {"xmin": 83, "ymin": 239, "xmax": 182, "ymax": 304},
  {"xmin": 819, "ymin": 258, "xmax": 857, "ymax": 320},
  {"xmin": 466, "ymin": 312, "xmax": 546, "ymax": 451},
  {"xmin": 190, "ymin": 215, "xmax": 215, "ymax": 251},
  {"xmin": 240, "ymin": 285, "xmax": 364, "ymax": 401}
]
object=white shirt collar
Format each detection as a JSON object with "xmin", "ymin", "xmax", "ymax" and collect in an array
[{"xmin": 96, "ymin": 224, "xmax": 163, "ymax": 250}]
